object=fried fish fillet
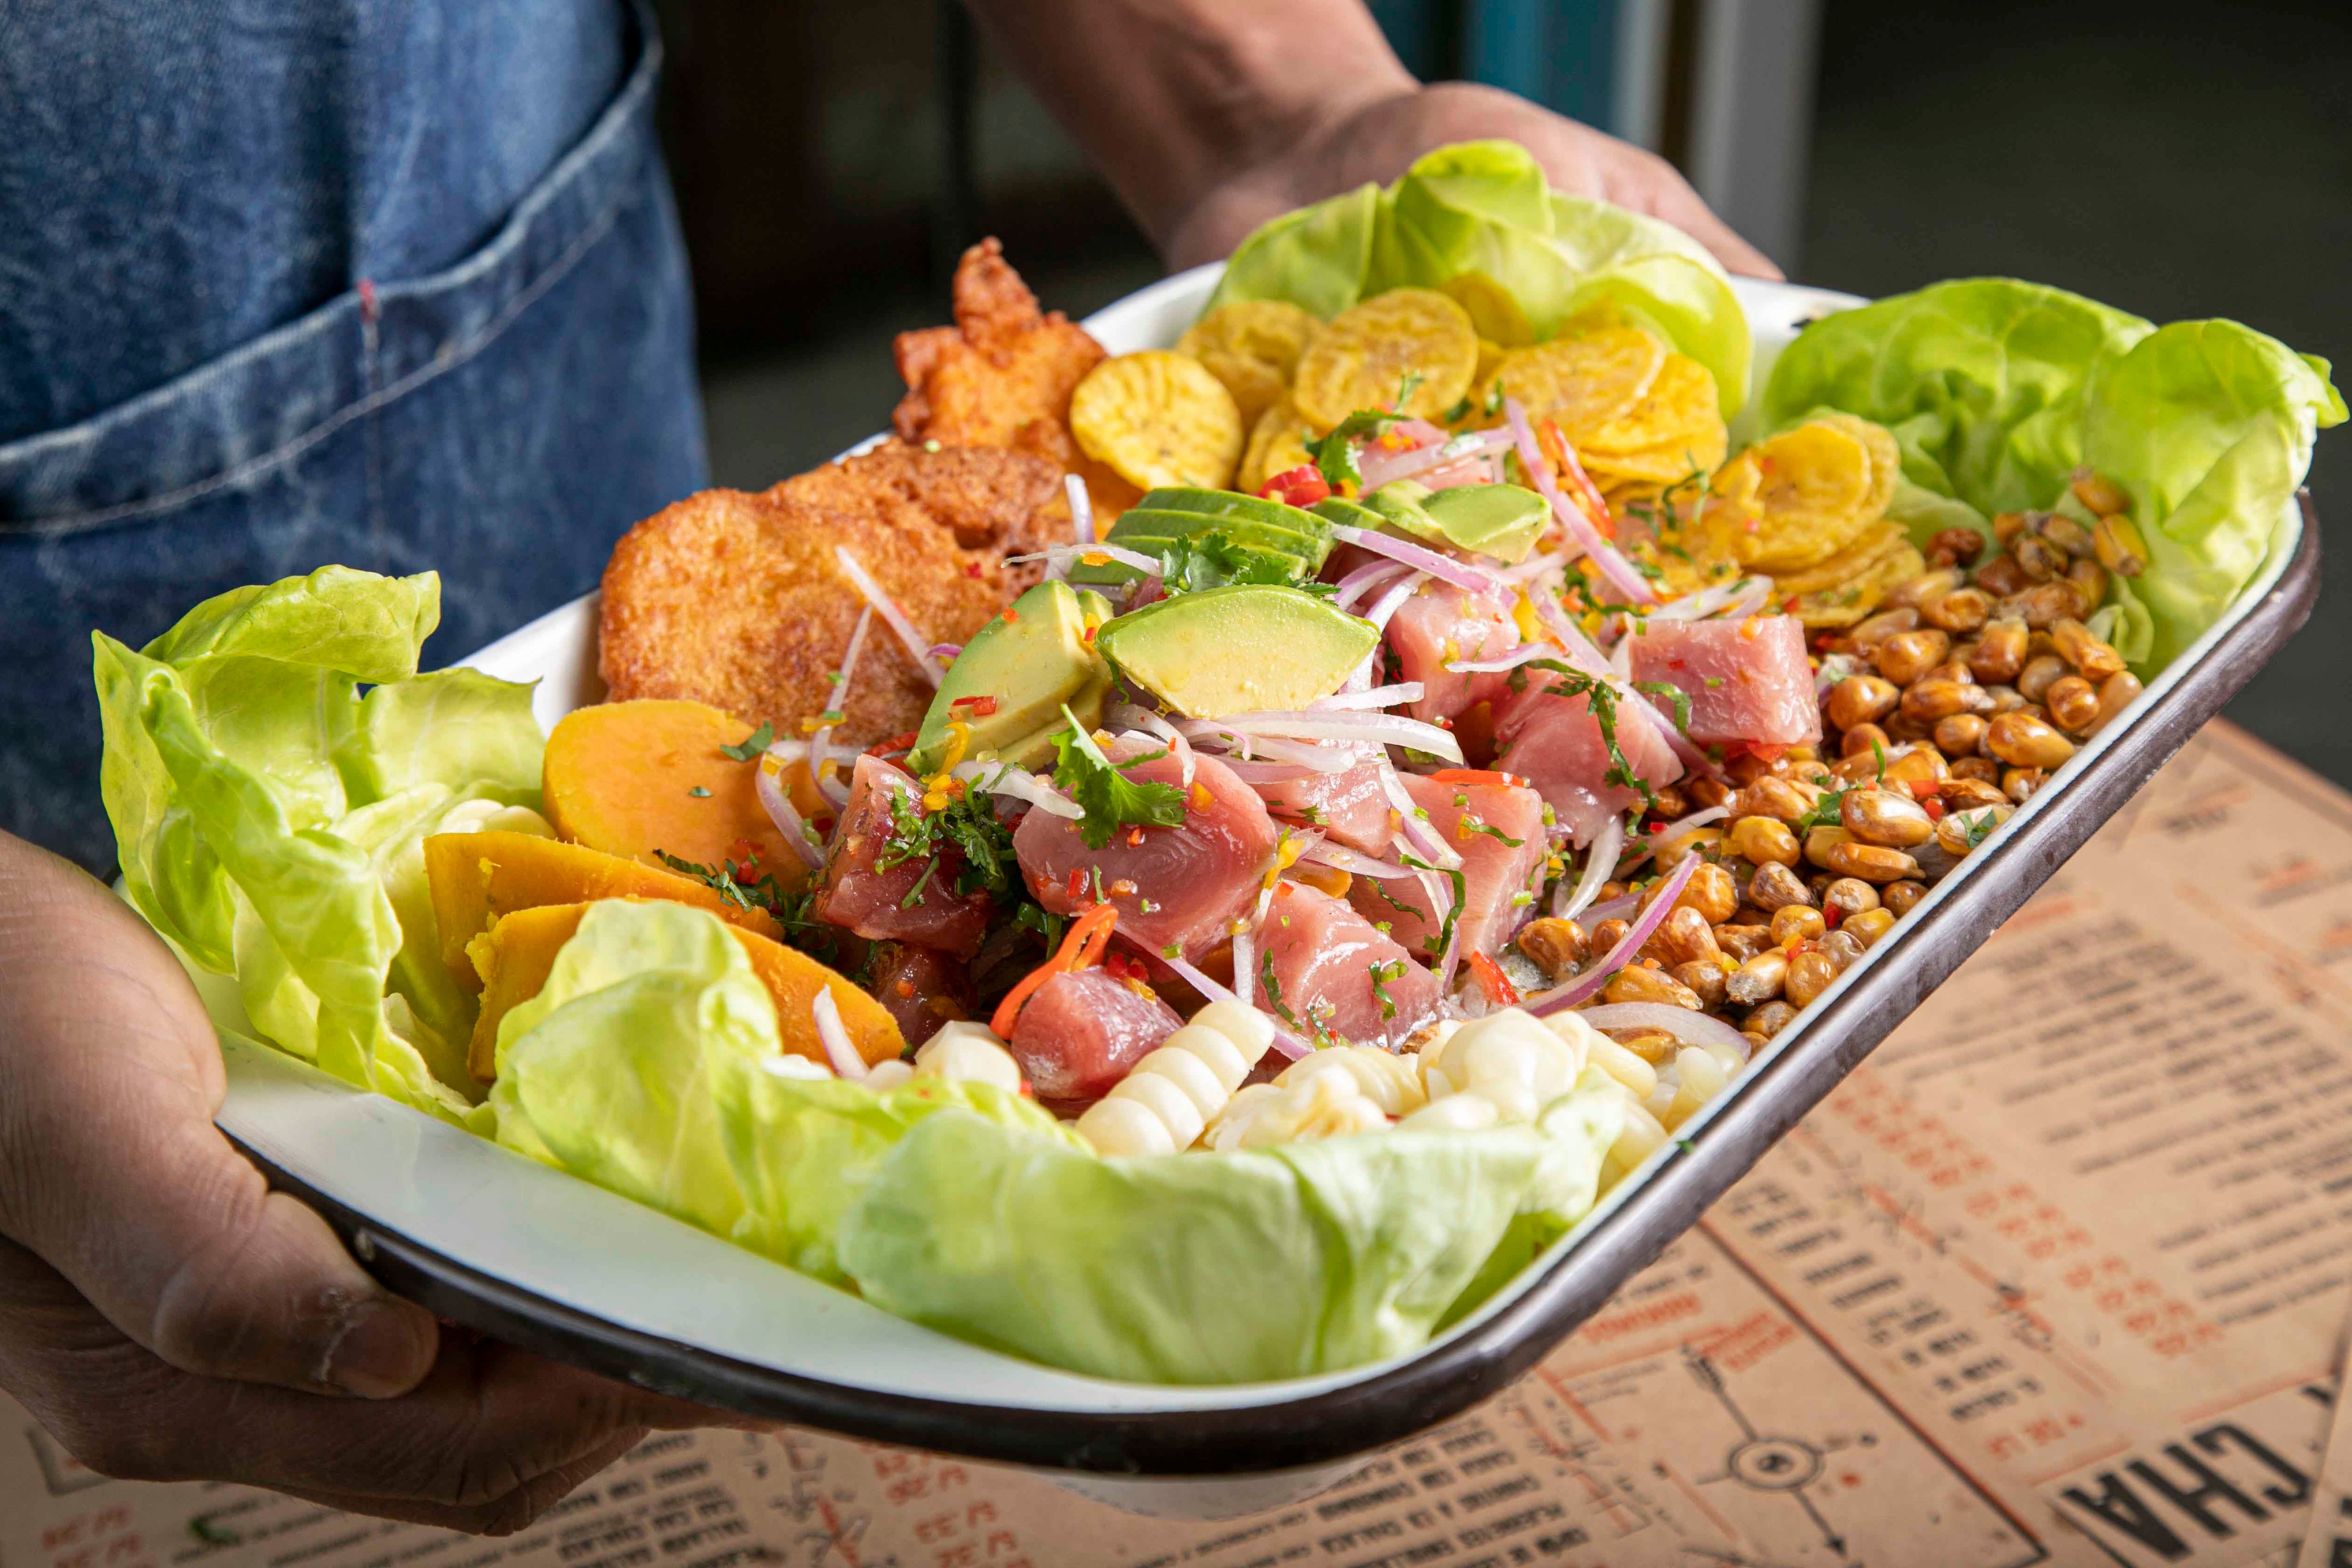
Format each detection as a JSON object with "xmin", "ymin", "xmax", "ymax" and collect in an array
[
  {"xmin": 599, "ymin": 440, "xmax": 1062, "ymax": 746},
  {"xmin": 892, "ymin": 238, "xmax": 1142, "ymax": 520}
]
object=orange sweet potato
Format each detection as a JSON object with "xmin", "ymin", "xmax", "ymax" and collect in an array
[
  {"xmin": 542, "ymin": 699, "xmax": 819, "ymax": 889},
  {"xmin": 463, "ymin": 899, "xmax": 903, "ymax": 1081},
  {"xmin": 423, "ymin": 830, "xmax": 783, "ymax": 993}
]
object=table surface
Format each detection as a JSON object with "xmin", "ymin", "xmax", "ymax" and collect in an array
[{"xmin": 9, "ymin": 719, "xmax": 2352, "ymax": 1568}]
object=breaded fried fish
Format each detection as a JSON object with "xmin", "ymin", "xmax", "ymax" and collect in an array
[
  {"xmin": 892, "ymin": 239, "xmax": 1141, "ymax": 522},
  {"xmin": 599, "ymin": 441, "xmax": 1061, "ymax": 745}
]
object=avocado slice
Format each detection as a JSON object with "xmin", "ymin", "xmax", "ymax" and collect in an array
[
  {"xmin": 1135, "ymin": 489, "xmax": 1327, "ymax": 533},
  {"xmin": 1072, "ymin": 498, "xmax": 1334, "ymax": 587},
  {"xmin": 1308, "ymin": 496, "xmax": 1388, "ymax": 533},
  {"xmin": 1096, "ymin": 585, "xmax": 1379, "ymax": 717},
  {"xmin": 1331, "ymin": 482, "xmax": 1549, "ymax": 565},
  {"xmin": 908, "ymin": 581, "xmax": 1112, "ymax": 774}
]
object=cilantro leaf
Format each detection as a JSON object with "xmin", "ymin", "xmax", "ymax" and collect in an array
[
  {"xmin": 1633, "ymin": 680, "xmax": 1693, "ymax": 734},
  {"xmin": 1157, "ymin": 529, "xmax": 1314, "ymax": 595},
  {"xmin": 719, "ymin": 721, "xmax": 775, "ymax": 762},
  {"xmin": 1049, "ymin": 706, "xmax": 1189, "ymax": 850},
  {"xmin": 1369, "ymin": 957, "xmax": 1407, "ymax": 1020},
  {"xmin": 1304, "ymin": 406, "xmax": 1412, "ymax": 490}
]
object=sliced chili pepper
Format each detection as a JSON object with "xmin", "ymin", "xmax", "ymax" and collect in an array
[
  {"xmin": 1740, "ymin": 741, "xmax": 1789, "ymax": 764},
  {"xmin": 1823, "ymin": 902, "xmax": 1844, "ymax": 929},
  {"xmin": 1066, "ymin": 867, "xmax": 1089, "ymax": 899},
  {"xmin": 989, "ymin": 902, "xmax": 1118, "ymax": 1038},
  {"xmin": 863, "ymin": 731, "xmax": 919, "ymax": 758},
  {"xmin": 1907, "ymin": 779, "xmax": 1940, "ymax": 803},
  {"xmin": 1468, "ymin": 950, "xmax": 1520, "ymax": 1007},
  {"xmin": 948, "ymin": 694, "xmax": 1001, "ymax": 716},
  {"xmin": 1257, "ymin": 464, "xmax": 1330, "ymax": 509},
  {"xmin": 1922, "ymin": 796, "xmax": 1946, "ymax": 821},
  {"xmin": 1428, "ymin": 767, "xmax": 1528, "ymax": 790}
]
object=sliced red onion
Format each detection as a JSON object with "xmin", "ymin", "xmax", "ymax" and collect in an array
[
  {"xmin": 1607, "ymin": 634, "xmax": 1634, "ymax": 679},
  {"xmin": 1581, "ymin": 891, "xmax": 1639, "ymax": 924},
  {"xmin": 1158, "ymin": 950, "xmax": 1237, "ymax": 1005},
  {"xmin": 1502, "ymin": 398, "xmax": 1656, "ymax": 606},
  {"xmin": 1414, "ymin": 454, "xmax": 1501, "ymax": 492},
  {"xmin": 1328, "ymin": 525, "xmax": 1496, "ymax": 594},
  {"xmin": 1446, "ymin": 643, "xmax": 1555, "ymax": 676},
  {"xmin": 954, "ymin": 760, "xmax": 1083, "ymax": 819},
  {"xmin": 1526, "ymin": 852, "xmax": 1700, "ymax": 1016},
  {"xmin": 1299, "ymin": 840, "xmax": 1418, "ymax": 880},
  {"xmin": 1499, "ymin": 549, "xmax": 1571, "ymax": 584},
  {"xmin": 1553, "ymin": 812, "xmax": 1623, "ymax": 920},
  {"xmin": 1005, "ymin": 542, "xmax": 1164, "ymax": 575},
  {"xmin": 1363, "ymin": 570, "xmax": 1429, "ymax": 632},
  {"xmin": 1205, "ymin": 710, "xmax": 1463, "ymax": 763},
  {"xmin": 1617, "ymin": 805, "xmax": 1731, "ymax": 874},
  {"xmin": 1645, "ymin": 575, "xmax": 1773, "ymax": 622},
  {"xmin": 1218, "ymin": 758, "xmax": 1319, "ymax": 785},
  {"xmin": 1576, "ymin": 1002, "xmax": 1753, "ymax": 1057},
  {"xmin": 927, "ymin": 642, "xmax": 963, "ymax": 661},
  {"xmin": 1186, "ymin": 728, "xmax": 1359, "ymax": 773},
  {"xmin": 1526, "ymin": 589, "xmax": 1724, "ymax": 783},
  {"xmin": 1110, "ymin": 704, "xmax": 1196, "ymax": 786},
  {"xmin": 1815, "ymin": 653, "xmax": 1859, "ymax": 695},
  {"xmin": 1357, "ymin": 428, "xmax": 1513, "ymax": 492},
  {"xmin": 762, "ymin": 737, "xmax": 813, "ymax": 763},
  {"xmin": 834, "ymin": 547, "xmax": 945, "ymax": 687},
  {"xmin": 811, "ymin": 988, "xmax": 864, "ymax": 1080},
  {"xmin": 1065, "ymin": 472, "xmax": 1094, "ymax": 546},
  {"xmin": 1429, "ymin": 871, "xmax": 1462, "ymax": 995},
  {"xmin": 755, "ymin": 763, "xmax": 827, "ymax": 870},
  {"xmin": 1312, "ymin": 683, "xmax": 1423, "ymax": 710},
  {"xmin": 1376, "ymin": 757, "xmax": 1462, "ymax": 869},
  {"xmin": 807, "ymin": 605, "xmax": 875, "ymax": 808},
  {"xmin": 1334, "ymin": 559, "xmax": 1413, "ymax": 612}
]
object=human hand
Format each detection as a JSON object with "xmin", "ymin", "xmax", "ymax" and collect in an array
[
  {"xmin": 1165, "ymin": 80, "xmax": 1780, "ymax": 280},
  {"xmin": 0, "ymin": 833, "xmax": 753, "ymax": 1533}
]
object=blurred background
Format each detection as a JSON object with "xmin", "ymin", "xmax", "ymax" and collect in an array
[{"xmin": 658, "ymin": 0, "xmax": 2350, "ymax": 787}]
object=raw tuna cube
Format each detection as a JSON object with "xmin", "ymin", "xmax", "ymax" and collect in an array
[
  {"xmin": 1344, "ymin": 771, "xmax": 1547, "ymax": 963},
  {"xmin": 1009, "ymin": 966, "xmax": 1185, "ymax": 1114},
  {"xmin": 1630, "ymin": 616, "xmax": 1820, "ymax": 747},
  {"xmin": 814, "ymin": 756, "xmax": 993, "ymax": 956},
  {"xmin": 1383, "ymin": 583, "xmax": 1521, "ymax": 726},
  {"xmin": 1492, "ymin": 671, "xmax": 1684, "ymax": 848},
  {"xmin": 868, "ymin": 940, "xmax": 975, "ymax": 1048},
  {"xmin": 1014, "ymin": 742, "xmax": 1277, "ymax": 962},
  {"xmin": 1240, "ymin": 749, "xmax": 1394, "ymax": 854},
  {"xmin": 1254, "ymin": 882, "xmax": 1438, "ymax": 1050}
]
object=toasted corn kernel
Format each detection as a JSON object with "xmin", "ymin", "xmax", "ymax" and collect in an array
[
  {"xmin": 1784, "ymin": 949, "xmax": 1839, "ymax": 1009},
  {"xmin": 1825, "ymin": 674, "xmax": 1901, "ymax": 732},
  {"xmin": 2071, "ymin": 469, "xmax": 2130, "ymax": 517},
  {"xmin": 1968, "ymin": 618, "xmax": 2028, "ymax": 685},
  {"xmin": 1516, "ymin": 917, "xmax": 1587, "ymax": 979},
  {"xmin": 1823, "ymin": 840, "xmax": 1921, "ymax": 883},
  {"xmin": 2093, "ymin": 513, "xmax": 2148, "ymax": 577},
  {"xmin": 1604, "ymin": 964, "xmax": 1703, "ymax": 1010},
  {"xmin": 1881, "ymin": 879, "xmax": 1927, "ymax": 916},
  {"xmin": 1770, "ymin": 905, "xmax": 1826, "ymax": 947},
  {"xmin": 1885, "ymin": 568, "xmax": 1963, "ymax": 612},
  {"xmin": 1986, "ymin": 711, "xmax": 2076, "ymax": 769},
  {"xmin": 1726, "ymin": 947, "xmax": 1789, "ymax": 1005},
  {"xmin": 1745, "ymin": 1000, "xmax": 1799, "ymax": 1038},
  {"xmin": 1925, "ymin": 527, "xmax": 1985, "ymax": 570},
  {"xmin": 1842, "ymin": 788, "xmax": 1935, "ymax": 849},
  {"xmin": 1821, "ymin": 877, "xmax": 1883, "ymax": 918},
  {"xmin": 2003, "ymin": 766, "xmax": 2050, "ymax": 803},
  {"xmin": 1714, "ymin": 923, "xmax": 1774, "ymax": 962},
  {"xmin": 2045, "ymin": 675, "xmax": 2101, "ymax": 734},
  {"xmin": 1726, "ymin": 815, "xmax": 1802, "ymax": 868},
  {"xmin": 1844, "ymin": 907, "xmax": 1897, "ymax": 946},
  {"xmin": 2016, "ymin": 654, "xmax": 2067, "ymax": 703}
]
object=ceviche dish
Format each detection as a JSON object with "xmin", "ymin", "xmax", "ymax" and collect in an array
[{"xmin": 97, "ymin": 143, "xmax": 2341, "ymax": 1386}]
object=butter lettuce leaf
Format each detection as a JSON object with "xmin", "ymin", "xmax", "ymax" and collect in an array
[
  {"xmin": 838, "ymin": 1075, "xmax": 1622, "ymax": 1384},
  {"xmin": 1206, "ymin": 182, "xmax": 1382, "ymax": 322}
]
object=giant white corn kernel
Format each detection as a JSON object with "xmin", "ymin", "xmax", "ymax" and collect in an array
[
  {"xmin": 864, "ymin": 1059, "xmax": 915, "ymax": 1091},
  {"xmin": 1148, "ymin": 1024, "xmax": 1250, "ymax": 1100},
  {"xmin": 1661, "ymin": 1045, "xmax": 1729, "ymax": 1131},
  {"xmin": 1586, "ymin": 1036, "xmax": 1658, "ymax": 1100},
  {"xmin": 1191, "ymin": 999, "xmax": 1277, "ymax": 1061},
  {"xmin": 1274, "ymin": 1045, "xmax": 1424, "ymax": 1115},
  {"xmin": 914, "ymin": 1022, "xmax": 1023, "ymax": 1093},
  {"xmin": 1115, "ymin": 1069, "xmax": 1208, "ymax": 1149},
  {"xmin": 1398, "ymin": 1091, "xmax": 1501, "ymax": 1134},
  {"xmin": 1539, "ymin": 1008, "xmax": 1608, "ymax": 1064},
  {"xmin": 1605, "ymin": 1094, "xmax": 1668, "ymax": 1180},
  {"xmin": 1207, "ymin": 1063, "xmax": 1385, "ymax": 1149},
  {"xmin": 1076, "ymin": 1095, "xmax": 1179, "ymax": 1157}
]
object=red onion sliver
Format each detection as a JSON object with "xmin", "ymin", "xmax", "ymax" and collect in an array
[
  {"xmin": 1335, "ymin": 559, "xmax": 1413, "ymax": 612},
  {"xmin": 1575, "ymin": 1002, "xmax": 1753, "ymax": 1057},
  {"xmin": 1502, "ymin": 398, "xmax": 1655, "ymax": 605},
  {"xmin": 811, "ymin": 988, "xmax": 864, "ymax": 1079},
  {"xmin": 807, "ymin": 605, "xmax": 875, "ymax": 808},
  {"xmin": 1499, "ymin": 549, "xmax": 1571, "ymax": 583},
  {"xmin": 1446, "ymin": 643, "xmax": 1556, "ymax": 675},
  {"xmin": 1581, "ymin": 891, "xmax": 1639, "ymax": 924},
  {"xmin": 756, "ymin": 762, "xmax": 827, "ymax": 870},
  {"xmin": 927, "ymin": 642, "xmax": 962, "ymax": 661},
  {"xmin": 1377, "ymin": 757, "xmax": 1462, "ymax": 869},
  {"xmin": 1205, "ymin": 710, "xmax": 1464, "ymax": 763},
  {"xmin": 1526, "ymin": 853, "xmax": 1700, "ymax": 1016},
  {"xmin": 834, "ymin": 546, "xmax": 945, "ymax": 687},
  {"xmin": 1298, "ymin": 840, "xmax": 1418, "ymax": 880},
  {"xmin": 1553, "ymin": 813, "xmax": 1622, "ymax": 920},
  {"xmin": 1526, "ymin": 589, "xmax": 1724, "ymax": 783},
  {"xmin": 1065, "ymin": 472, "xmax": 1094, "ymax": 546},
  {"xmin": 1159, "ymin": 950, "xmax": 1237, "ymax": 1005},
  {"xmin": 1328, "ymin": 525, "xmax": 1495, "ymax": 594},
  {"xmin": 1311, "ymin": 682, "xmax": 1424, "ymax": 710},
  {"xmin": 955, "ymin": 760, "xmax": 1083, "ymax": 819},
  {"xmin": 1363, "ymin": 570, "xmax": 1428, "ymax": 632}
]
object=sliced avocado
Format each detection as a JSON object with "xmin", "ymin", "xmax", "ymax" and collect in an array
[
  {"xmin": 1109, "ymin": 507, "xmax": 1327, "ymax": 556},
  {"xmin": 1136, "ymin": 489, "xmax": 1326, "ymax": 533},
  {"xmin": 909, "ymin": 581, "xmax": 1109, "ymax": 774},
  {"xmin": 1097, "ymin": 585, "xmax": 1378, "ymax": 717},
  {"xmin": 1308, "ymin": 496, "xmax": 1389, "ymax": 533},
  {"xmin": 1422, "ymin": 484, "xmax": 1549, "ymax": 563}
]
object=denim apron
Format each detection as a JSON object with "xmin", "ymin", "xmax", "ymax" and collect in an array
[{"xmin": 0, "ymin": 0, "xmax": 707, "ymax": 872}]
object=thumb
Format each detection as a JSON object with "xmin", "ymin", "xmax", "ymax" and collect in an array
[{"xmin": 0, "ymin": 837, "xmax": 438, "ymax": 1397}]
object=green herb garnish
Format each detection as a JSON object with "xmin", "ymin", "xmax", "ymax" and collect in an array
[
  {"xmin": 719, "ymin": 722, "xmax": 775, "ymax": 762},
  {"xmin": 1049, "ymin": 707, "xmax": 1189, "ymax": 850}
]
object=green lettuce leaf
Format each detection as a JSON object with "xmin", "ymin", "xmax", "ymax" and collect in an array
[
  {"xmin": 1204, "ymin": 140, "xmax": 1750, "ymax": 415},
  {"xmin": 93, "ymin": 566, "xmax": 545, "ymax": 1116},
  {"xmin": 837, "ymin": 1073, "xmax": 1623, "ymax": 1384},
  {"xmin": 1762, "ymin": 279, "xmax": 2341, "ymax": 670},
  {"xmin": 489, "ymin": 900, "xmax": 783, "ymax": 1236}
]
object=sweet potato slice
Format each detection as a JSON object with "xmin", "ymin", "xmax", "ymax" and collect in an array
[
  {"xmin": 543, "ymin": 699, "xmax": 818, "ymax": 889},
  {"xmin": 462, "ymin": 900, "xmax": 903, "ymax": 1081},
  {"xmin": 423, "ymin": 830, "xmax": 783, "ymax": 993}
]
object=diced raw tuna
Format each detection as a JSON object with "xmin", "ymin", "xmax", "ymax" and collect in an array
[
  {"xmin": 1383, "ymin": 583, "xmax": 1520, "ymax": 726},
  {"xmin": 1630, "ymin": 616, "xmax": 1821, "ymax": 748},
  {"xmin": 1254, "ymin": 882, "xmax": 1438, "ymax": 1050},
  {"xmin": 1237, "ymin": 749, "xmax": 1394, "ymax": 854},
  {"xmin": 867, "ymin": 940, "xmax": 975, "ymax": 1047},
  {"xmin": 1492, "ymin": 670, "xmax": 1684, "ymax": 848},
  {"xmin": 1009, "ymin": 966, "xmax": 1184, "ymax": 1113},
  {"xmin": 1344, "ymin": 771, "xmax": 1547, "ymax": 964},
  {"xmin": 1014, "ymin": 742, "xmax": 1277, "ymax": 961},
  {"xmin": 813, "ymin": 756, "xmax": 993, "ymax": 956}
]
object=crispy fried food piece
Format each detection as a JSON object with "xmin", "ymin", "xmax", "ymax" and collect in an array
[
  {"xmin": 890, "ymin": 238, "xmax": 1139, "ymax": 527},
  {"xmin": 600, "ymin": 441, "xmax": 1062, "ymax": 746}
]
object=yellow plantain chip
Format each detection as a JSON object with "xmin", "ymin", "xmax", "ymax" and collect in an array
[
  {"xmin": 1580, "ymin": 355, "xmax": 1721, "ymax": 455},
  {"xmin": 1473, "ymin": 326, "xmax": 1667, "ymax": 439},
  {"xmin": 1070, "ymin": 350, "xmax": 1246, "ymax": 491},
  {"xmin": 1738, "ymin": 421, "xmax": 1879, "ymax": 572},
  {"xmin": 1808, "ymin": 410, "xmax": 1901, "ymax": 524},
  {"xmin": 1581, "ymin": 420, "xmax": 1729, "ymax": 487},
  {"xmin": 1474, "ymin": 338, "xmax": 1509, "ymax": 390},
  {"xmin": 1439, "ymin": 271, "xmax": 1535, "ymax": 348},
  {"xmin": 1238, "ymin": 394, "xmax": 1318, "ymax": 495},
  {"xmin": 1764, "ymin": 521, "xmax": 1906, "ymax": 597},
  {"xmin": 1176, "ymin": 301, "xmax": 1323, "ymax": 428},
  {"xmin": 1291, "ymin": 287, "xmax": 1479, "ymax": 430},
  {"xmin": 1788, "ymin": 540, "xmax": 1926, "ymax": 628}
]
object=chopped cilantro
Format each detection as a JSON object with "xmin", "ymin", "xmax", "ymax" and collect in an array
[
  {"xmin": 1304, "ymin": 406, "xmax": 1413, "ymax": 489},
  {"xmin": 1703, "ymin": 676, "xmax": 1725, "ymax": 689},
  {"xmin": 1398, "ymin": 852, "xmax": 1468, "ymax": 959},
  {"xmin": 1520, "ymin": 661, "xmax": 1662, "ymax": 812},
  {"xmin": 874, "ymin": 774, "xmax": 1023, "ymax": 905},
  {"xmin": 1015, "ymin": 900, "xmax": 1068, "ymax": 950},
  {"xmin": 1633, "ymin": 680, "xmax": 1693, "ymax": 734},
  {"xmin": 1157, "ymin": 529, "xmax": 1325, "ymax": 595},
  {"xmin": 1457, "ymin": 814, "xmax": 1526, "ymax": 848},
  {"xmin": 720, "ymin": 722, "xmax": 775, "ymax": 762},
  {"xmin": 1260, "ymin": 947, "xmax": 1338, "ymax": 1047},
  {"xmin": 1161, "ymin": 941, "xmax": 1183, "ymax": 959},
  {"xmin": 1049, "ymin": 707, "xmax": 1189, "ymax": 850},
  {"xmin": 658, "ymin": 850, "xmax": 842, "ymax": 965},
  {"xmin": 1963, "ymin": 809, "xmax": 2002, "ymax": 848},
  {"xmin": 1369, "ymin": 957, "xmax": 1408, "ymax": 1020},
  {"xmin": 687, "ymin": 785, "xmax": 711, "ymax": 798}
]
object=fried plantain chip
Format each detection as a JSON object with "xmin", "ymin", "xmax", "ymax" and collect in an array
[
  {"xmin": 1238, "ymin": 395, "xmax": 1319, "ymax": 495},
  {"xmin": 1439, "ymin": 271, "xmax": 1535, "ymax": 348},
  {"xmin": 599, "ymin": 441, "xmax": 1062, "ymax": 745},
  {"xmin": 1176, "ymin": 300, "xmax": 1322, "ymax": 427},
  {"xmin": 1292, "ymin": 287, "xmax": 1479, "ymax": 430},
  {"xmin": 1738, "ymin": 420, "xmax": 1882, "ymax": 572},
  {"xmin": 1808, "ymin": 410, "xmax": 1901, "ymax": 523},
  {"xmin": 1764, "ymin": 521, "xmax": 1907, "ymax": 597},
  {"xmin": 1785, "ymin": 540, "xmax": 1926, "ymax": 629},
  {"xmin": 1580, "ymin": 355, "xmax": 1722, "ymax": 455},
  {"xmin": 1473, "ymin": 326, "xmax": 1666, "ymax": 439},
  {"xmin": 1070, "ymin": 350, "xmax": 1247, "ymax": 492}
]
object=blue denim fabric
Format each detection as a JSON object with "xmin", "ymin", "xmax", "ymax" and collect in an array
[{"xmin": 0, "ymin": 0, "xmax": 708, "ymax": 872}]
